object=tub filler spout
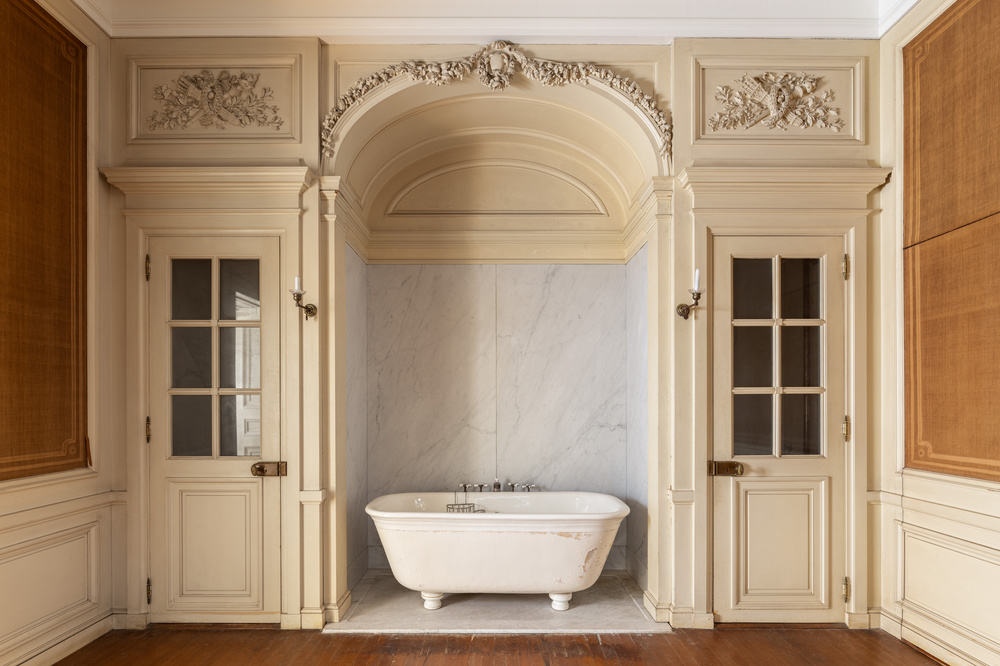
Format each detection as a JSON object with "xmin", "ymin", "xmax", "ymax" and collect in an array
[{"xmin": 365, "ymin": 491, "xmax": 629, "ymax": 612}]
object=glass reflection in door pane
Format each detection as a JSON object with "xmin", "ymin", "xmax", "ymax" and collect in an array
[
  {"xmin": 171, "ymin": 395, "xmax": 212, "ymax": 456},
  {"xmin": 733, "ymin": 259, "xmax": 773, "ymax": 319},
  {"xmin": 780, "ymin": 327, "xmax": 821, "ymax": 387},
  {"xmin": 220, "ymin": 394, "xmax": 261, "ymax": 457},
  {"xmin": 780, "ymin": 258, "xmax": 820, "ymax": 319},
  {"xmin": 733, "ymin": 327, "xmax": 773, "ymax": 387},
  {"xmin": 734, "ymin": 394, "xmax": 773, "ymax": 456},
  {"xmin": 220, "ymin": 327, "xmax": 261, "ymax": 389},
  {"xmin": 781, "ymin": 394, "xmax": 822, "ymax": 456},
  {"xmin": 171, "ymin": 259, "xmax": 212, "ymax": 320},
  {"xmin": 220, "ymin": 260, "xmax": 260, "ymax": 320},
  {"xmin": 171, "ymin": 327, "xmax": 212, "ymax": 388}
]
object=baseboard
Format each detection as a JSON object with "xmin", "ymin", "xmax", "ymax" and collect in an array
[
  {"xmin": 20, "ymin": 616, "xmax": 112, "ymax": 666},
  {"xmin": 669, "ymin": 608, "xmax": 714, "ymax": 629},
  {"xmin": 642, "ymin": 590, "xmax": 671, "ymax": 623},
  {"xmin": 280, "ymin": 614, "xmax": 301, "ymax": 630},
  {"xmin": 846, "ymin": 612, "xmax": 871, "ymax": 629},
  {"xmin": 111, "ymin": 613, "xmax": 149, "ymax": 630},
  {"xmin": 324, "ymin": 589, "xmax": 352, "ymax": 624}
]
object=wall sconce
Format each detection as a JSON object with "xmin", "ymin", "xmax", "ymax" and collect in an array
[
  {"xmin": 290, "ymin": 276, "xmax": 318, "ymax": 320},
  {"xmin": 676, "ymin": 269, "xmax": 703, "ymax": 320}
]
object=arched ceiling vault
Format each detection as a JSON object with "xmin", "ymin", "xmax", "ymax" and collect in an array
[{"xmin": 324, "ymin": 43, "xmax": 670, "ymax": 261}]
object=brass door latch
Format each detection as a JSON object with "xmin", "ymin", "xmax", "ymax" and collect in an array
[
  {"xmin": 250, "ymin": 461, "xmax": 287, "ymax": 477},
  {"xmin": 707, "ymin": 461, "xmax": 745, "ymax": 476}
]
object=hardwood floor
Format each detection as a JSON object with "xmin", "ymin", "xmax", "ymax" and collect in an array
[{"xmin": 57, "ymin": 626, "xmax": 941, "ymax": 665}]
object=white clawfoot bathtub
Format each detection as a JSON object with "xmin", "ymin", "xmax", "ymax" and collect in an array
[{"xmin": 365, "ymin": 491, "xmax": 629, "ymax": 611}]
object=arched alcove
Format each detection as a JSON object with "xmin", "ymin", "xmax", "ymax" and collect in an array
[{"xmin": 320, "ymin": 43, "xmax": 673, "ymax": 624}]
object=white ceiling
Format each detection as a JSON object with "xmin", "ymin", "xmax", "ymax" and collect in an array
[{"xmin": 71, "ymin": 0, "xmax": 919, "ymax": 42}]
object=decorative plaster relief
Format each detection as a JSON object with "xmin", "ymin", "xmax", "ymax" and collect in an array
[
  {"xmin": 146, "ymin": 70, "xmax": 284, "ymax": 132},
  {"xmin": 694, "ymin": 57, "xmax": 863, "ymax": 144},
  {"xmin": 129, "ymin": 56, "xmax": 300, "ymax": 143},
  {"xmin": 708, "ymin": 72, "xmax": 843, "ymax": 133},
  {"xmin": 322, "ymin": 41, "xmax": 671, "ymax": 159}
]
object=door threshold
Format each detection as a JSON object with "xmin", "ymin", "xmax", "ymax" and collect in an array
[{"xmin": 714, "ymin": 622, "xmax": 848, "ymax": 630}]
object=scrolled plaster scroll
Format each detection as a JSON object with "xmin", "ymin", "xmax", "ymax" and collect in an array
[
  {"xmin": 146, "ymin": 69, "xmax": 285, "ymax": 132},
  {"xmin": 322, "ymin": 41, "xmax": 672, "ymax": 159},
  {"xmin": 708, "ymin": 72, "xmax": 844, "ymax": 133}
]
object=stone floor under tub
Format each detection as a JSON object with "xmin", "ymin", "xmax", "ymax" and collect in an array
[{"xmin": 322, "ymin": 570, "xmax": 671, "ymax": 634}]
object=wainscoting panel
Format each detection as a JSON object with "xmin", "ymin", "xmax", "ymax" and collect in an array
[{"xmin": 0, "ymin": 497, "xmax": 111, "ymax": 666}]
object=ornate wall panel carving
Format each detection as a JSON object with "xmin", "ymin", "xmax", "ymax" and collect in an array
[
  {"xmin": 0, "ymin": 0, "xmax": 88, "ymax": 481},
  {"xmin": 129, "ymin": 55, "xmax": 300, "ymax": 143},
  {"xmin": 322, "ymin": 41, "xmax": 671, "ymax": 160},
  {"xmin": 694, "ymin": 57, "xmax": 864, "ymax": 145}
]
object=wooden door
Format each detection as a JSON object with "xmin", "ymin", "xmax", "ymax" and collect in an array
[
  {"xmin": 148, "ymin": 236, "xmax": 281, "ymax": 622},
  {"xmin": 712, "ymin": 235, "xmax": 846, "ymax": 623}
]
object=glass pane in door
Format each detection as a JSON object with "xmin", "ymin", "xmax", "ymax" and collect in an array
[
  {"xmin": 172, "ymin": 259, "xmax": 212, "ymax": 320},
  {"xmin": 780, "ymin": 327, "xmax": 821, "ymax": 387},
  {"xmin": 219, "ymin": 327, "xmax": 261, "ymax": 389},
  {"xmin": 734, "ymin": 327, "xmax": 773, "ymax": 387},
  {"xmin": 734, "ymin": 394, "xmax": 773, "ymax": 456},
  {"xmin": 781, "ymin": 394, "xmax": 822, "ymax": 455},
  {"xmin": 220, "ymin": 260, "xmax": 260, "ymax": 320},
  {"xmin": 780, "ymin": 258, "xmax": 820, "ymax": 319},
  {"xmin": 733, "ymin": 259, "xmax": 773, "ymax": 319},
  {"xmin": 171, "ymin": 327, "xmax": 212, "ymax": 388},
  {"xmin": 172, "ymin": 394, "xmax": 213, "ymax": 456},
  {"xmin": 220, "ymin": 394, "xmax": 262, "ymax": 457}
]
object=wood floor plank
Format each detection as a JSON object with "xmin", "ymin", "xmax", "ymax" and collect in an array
[{"xmin": 56, "ymin": 627, "xmax": 941, "ymax": 665}]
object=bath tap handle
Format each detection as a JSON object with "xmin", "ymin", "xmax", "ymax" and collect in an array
[
  {"xmin": 507, "ymin": 482, "xmax": 517, "ymax": 492},
  {"xmin": 458, "ymin": 483, "xmax": 472, "ymax": 492},
  {"xmin": 523, "ymin": 484, "xmax": 536, "ymax": 492},
  {"xmin": 474, "ymin": 484, "xmax": 486, "ymax": 492}
]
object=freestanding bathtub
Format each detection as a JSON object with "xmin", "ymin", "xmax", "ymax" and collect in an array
[{"xmin": 365, "ymin": 491, "xmax": 629, "ymax": 611}]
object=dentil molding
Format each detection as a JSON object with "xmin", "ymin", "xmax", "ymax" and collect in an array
[{"xmin": 321, "ymin": 41, "xmax": 672, "ymax": 159}]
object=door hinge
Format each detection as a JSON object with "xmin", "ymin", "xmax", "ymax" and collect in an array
[
  {"xmin": 146, "ymin": 577, "xmax": 152, "ymax": 605},
  {"xmin": 707, "ymin": 461, "xmax": 745, "ymax": 476},
  {"xmin": 145, "ymin": 254, "xmax": 150, "ymax": 282},
  {"xmin": 843, "ymin": 415, "xmax": 851, "ymax": 443},
  {"xmin": 843, "ymin": 576, "xmax": 851, "ymax": 603},
  {"xmin": 145, "ymin": 416, "xmax": 151, "ymax": 443},
  {"xmin": 842, "ymin": 253, "xmax": 851, "ymax": 280}
]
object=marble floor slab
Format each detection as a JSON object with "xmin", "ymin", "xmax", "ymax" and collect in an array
[{"xmin": 322, "ymin": 570, "xmax": 671, "ymax": 634}]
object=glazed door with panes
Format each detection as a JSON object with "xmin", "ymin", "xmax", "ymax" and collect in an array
[
  {"xmin": 148, "ymin": 236, "xmax": 281, "ymax": 622},
  {"xmin": 712, "ymin": 235, "xmax": 846, "ymax": 623}
]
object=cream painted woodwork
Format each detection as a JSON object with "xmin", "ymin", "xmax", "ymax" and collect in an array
[
  {"xmin": 712, "ymin": 235, "xmax": 846, "ymax": 623},
  {"xmin": 148, "ymin": 236, "xmax": 281, "ymax": 622}
]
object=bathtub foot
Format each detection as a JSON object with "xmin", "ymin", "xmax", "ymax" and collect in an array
[
  {"xmin": 421, "ymin": 592, "xmax": 444, "ymax": 610},
  {"xmin": 549, "ymin": 593, "xmax": 572, "ymax": 611}
]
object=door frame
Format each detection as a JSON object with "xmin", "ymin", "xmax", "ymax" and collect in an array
[
  {"xmin": 675, "ymin": 165, "xmax": 887, "ymax": 630},
  {"xmin": 107, "ymin": 166, "xmax": 317, "ymax": 630},
  {"xmin": 699, "ymin": 214, "xmax": 868, "ymax": 628}
]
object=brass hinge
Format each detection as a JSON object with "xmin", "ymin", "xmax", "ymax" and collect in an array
[
  {"xmin": 145, "ymin": 254, "xmax": 150, "ymax": 282},
  {"xmin": 843, "ymin": 576, "xmax": 851, "ymax": 603},
  {"xmin": 843, "ymin": 415, "xmax": 851, "ymax": 443},
  {"xmin": 145, "ymin": 416, "xmax": 151, "ymax": 443},
  {"xmin": 842, "ymin": 253, "xmax": 851, "ymax": 280},
  {"xmin": 146, "ymin": 578, "xmax": 152, "ymax": 605},
  {"xmin": 707, "ymin": 461, "xmax": 745, "ymax": 476}
]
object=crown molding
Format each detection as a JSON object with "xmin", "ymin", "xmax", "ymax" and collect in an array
[{"xmin": 69, "ymin": 14, "xmax": 880, "ymax": 41}]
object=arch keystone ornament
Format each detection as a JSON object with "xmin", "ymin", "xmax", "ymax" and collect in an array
[
  {"xmin": 708, "ymin": 72, "xmax": 844, "ymax": 132},
  {"xmin": 321, "ymin": 41, "xmax": 672, "ymax": 159}
]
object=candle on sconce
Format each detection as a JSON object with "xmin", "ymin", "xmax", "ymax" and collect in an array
[
  {"xmin": 294, "ymin": 276, "xmax": 302, "ymax": 292},
  {"xmin": 694, "ymin": 268, "xmax": 701, "ymax": 293}
]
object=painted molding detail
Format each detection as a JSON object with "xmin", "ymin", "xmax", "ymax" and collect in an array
[
  {"xmin": 707, "ymin": 72, "xmax": 844, "ymax": 133},
  {"xmin": 321, "ymin": 41, "xmax": 671, "ymax": 158},
  {"xmin": 146, "ymin": 70, "xmax": 284, "ymax": 132}
]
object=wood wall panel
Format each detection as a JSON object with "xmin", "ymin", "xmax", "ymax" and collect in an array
[
  {"xmin": 903, "ymin": 0, "xmax": 1000, "ymax": 247},
  {"xmin": 0, "ymin": 0, "xmax": 88, "ymax": 480},
  {"xmin": 904, "ymin": 212, "xmax": 1000, "ymax": 482}
]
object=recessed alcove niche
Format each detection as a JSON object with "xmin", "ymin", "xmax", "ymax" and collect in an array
[{"xmin": 319, "ymin": 44, "xmax": 672, "ymax": 623}]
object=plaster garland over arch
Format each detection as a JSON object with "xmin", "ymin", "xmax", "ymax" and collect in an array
[{"xmin": 321, "ymin": 41, "xmax": 672, "ymax": 159}]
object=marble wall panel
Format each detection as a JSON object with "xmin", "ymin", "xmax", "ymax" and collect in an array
[
  {"xmin": 366, "ymin": 264, "xmax": 498, "ymax": 551},
  {"xmin": 626, "ymin": 245, "xmax": 649, "ymax": 586},
  {"xmin": 496, "ymin": 265, "xmax": 627, "ymax": 532},
  {"xmin": 345, "ymin": 245, "xmax": 368, "ymax": 589}
]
